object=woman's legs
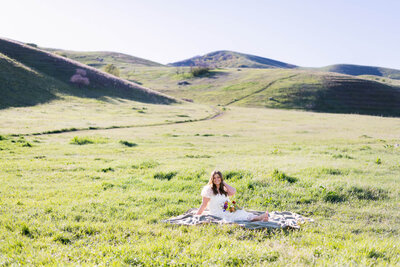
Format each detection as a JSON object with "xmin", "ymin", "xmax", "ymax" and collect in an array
[{"xmin": 250, "ymin": 211, "xmax": 269, "ymax": 222}]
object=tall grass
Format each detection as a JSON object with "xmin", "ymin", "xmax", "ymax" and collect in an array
[{"xmin": 0, "ymin": 106, "xmax": 399, "ymax": 265}]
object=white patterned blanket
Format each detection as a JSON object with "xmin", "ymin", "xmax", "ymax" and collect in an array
[{"xmin": 162, "ymin": 208, "xmax": 314, "ymax": 229}]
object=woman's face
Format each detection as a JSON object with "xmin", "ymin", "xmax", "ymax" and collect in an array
[{"xmin": 213, "ymin": 174, "xmax": 222, "ymax": 186}]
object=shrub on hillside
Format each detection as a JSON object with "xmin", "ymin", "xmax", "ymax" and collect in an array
[
  {"xmin": 104, "ymin": 64, "xmax": 120, "ymax": 77},
  {"xmin": 190, "ymin": 66, "xmax": 210, "ymax": 77}
]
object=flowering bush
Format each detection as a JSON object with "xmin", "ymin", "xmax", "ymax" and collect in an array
[
  {"xmin": 70, "ymin": 68, "xmax": 89, "ymax": 86},
  {"xmin": 76, "ymin": 69, "xmax": 87, "ymax": 76},
  {"xmin": 70, "ymin": 74, "xmax": 89, "ymax": 86}
]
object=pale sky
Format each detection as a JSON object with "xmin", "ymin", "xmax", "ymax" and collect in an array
[{"xmin": 1, "ymin": 0, "xmax": 399, "ymax": 69}]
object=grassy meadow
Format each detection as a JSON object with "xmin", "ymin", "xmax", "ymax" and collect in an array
[
  {"xmin": 1, "ymin": 101, "xmax": 400, "ymax": 265},
  {"xmin": 0, "ymin": 96, "xmax": 214, "ymax": 135}
]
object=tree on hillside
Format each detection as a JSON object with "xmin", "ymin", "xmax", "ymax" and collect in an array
[
  {"xmin": 104, "ymin": 64, "xmax": 120, "ymax": 77},
  {"xmin": 190, "ymin": 65, "xmax": 210, "ymax": 77}
]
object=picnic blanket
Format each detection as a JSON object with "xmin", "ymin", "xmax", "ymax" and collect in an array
[{"xmin": 162, "ymin": 208, "xmax": 314, "ymax": 229}]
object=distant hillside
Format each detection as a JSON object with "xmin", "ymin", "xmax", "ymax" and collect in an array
[
  {"xmin": 4, "ymin": 38, "xmax": 399, "ymax": 116},
  {"xmin": 0, "ymin": 37, "xmax": 175, "ymax": 108},
  {"xmin": 43, "ymin": 48, "xmax": 164, "ymax": 68},
  {"xmin": 168, "ymin": 50, "xmax": 297, "ymax": 69},
  {"xmin": 314, "ymin": 64, "xmax": 400, "ymax": 80},
  {"xmin": 124, "ymin": 67, "xmax": 400, "ymax": 117}
]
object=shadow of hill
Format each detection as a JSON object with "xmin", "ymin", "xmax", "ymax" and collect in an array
[
  {"xmin": 320, "ymin": 64, "xmax": 400, "ymax": 80},
  {"xmin": 314, "ymin": 75, "xmax": 400, "ymax": 117},
  {"xmin": 0, "ymin": 54, "xmax": 59, "ymax": 108},
  {"xmin": 225, "ymin": 71, "xmax": 400, "ymax": 118},
  {"xmin": 327, "ymin": 64, "xmax": 383, "ymax": 76}
]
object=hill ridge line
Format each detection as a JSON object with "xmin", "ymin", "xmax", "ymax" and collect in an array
[{"xmin": 169, "ymin": 50, "xmax": 297, "ymax": 69}]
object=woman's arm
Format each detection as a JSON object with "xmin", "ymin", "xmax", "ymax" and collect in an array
[
  {"xmin": 196, "ymin": 197, "xmax": 210, "ymax": 215},
  {"xmin": 223, "ymin": 182, "xmax": 236, "ymax": 196}
]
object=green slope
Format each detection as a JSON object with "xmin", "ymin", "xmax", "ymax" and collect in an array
[
  {"xmin": 25, "ymin": 45, "xmax": 400, "ymax": 117},
  {"xmin": 124, "ymin": 67, "xmax": 400, "ymax": 117},
  {"xmin": 168, "ymin": 50, "xmax": 297, "ymax": 69},
  {"xmin": 0, "ymin": 52, "xmax": 62, "ymax": 108},
  {"xmin": 44, "ymin": 48, "xmax": 164, "ymax": 69},
  {"xmin": 0, "ymin": 37, "xmax": 176, "ymax": 109},
  {"xmin": 311, "ymin": 64, "xmax": 400, "ymax": 80}
]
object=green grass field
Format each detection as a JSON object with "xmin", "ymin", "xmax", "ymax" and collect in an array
[
  {"xmin": 1, "ymin": 39, "xmax": 400, "ymax": 265},
  {"xmin": 1, "ymin": 101, "xmax": 399, "ymax": 265},
  {"xmin": 0, "ymin": 96, "xmax": 214, "ymax": 135}
]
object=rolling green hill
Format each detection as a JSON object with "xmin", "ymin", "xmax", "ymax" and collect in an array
[
  {"xmin": 44, "ymin": 48, "xmax": 164, "ymax": 68},
  {"xmin": 56, "ymin": 48, "xmax": 400, "ymax": 117},
  {"xmin": 6, "ymin": 39, "xmax": 399, "ymax": 117},
  {"xmin": 168, "ymin": 50, "xmax": 297, "ymax": 69},
  {"xmin": 124, "ymin": 67, "xmax": 400, "ymax": 117},
  {"xmin": 312, "ymin": 64, "xmax": 400, "ymax": 80},
  {"xmin": 0, "ymin": 37, "xmax": 175, "ymax": 108}
]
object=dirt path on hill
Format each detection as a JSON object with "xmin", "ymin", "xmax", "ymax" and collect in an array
[{"xmin": 224, "ymin": 74, "xmax": 299, "ymax": 106}]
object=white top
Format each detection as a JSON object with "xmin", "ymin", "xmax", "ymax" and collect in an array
[{"xmin": 201, "ymin": 185, "xmax": 257, "ymax": 222}]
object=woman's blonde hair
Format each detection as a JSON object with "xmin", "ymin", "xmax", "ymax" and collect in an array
[{"xmin": 208, "ymin": 170, "xmax": 228, "ymax": 196}]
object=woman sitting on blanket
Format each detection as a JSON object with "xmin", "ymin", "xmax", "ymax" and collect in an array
[{"xmin": 196, "ymin": 170, "xmax": 269, "ymax": 222}]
